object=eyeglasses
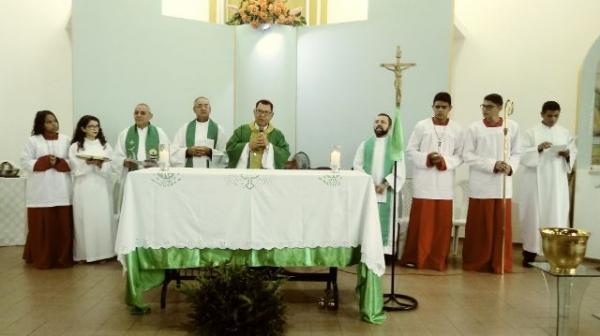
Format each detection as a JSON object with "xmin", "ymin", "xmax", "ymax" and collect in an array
[
  {"xmin": 480, "ymin": 104, "xmax": 497, "ymax": 110},
  {"xmin": 255, "ymin": 109, "xmax": 272, "ymax": 116}
]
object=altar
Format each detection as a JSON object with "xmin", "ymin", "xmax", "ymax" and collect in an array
[{"xmin": 115, "ymin": 168, "xmax": 386, "ymax": 323}]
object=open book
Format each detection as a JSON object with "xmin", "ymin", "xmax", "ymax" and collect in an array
[{"xmin": 76, "ymin": 154, "xmax": 111, "ymax": 161}]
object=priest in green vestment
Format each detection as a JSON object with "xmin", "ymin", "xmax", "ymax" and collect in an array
[
  {"xmin": 226, "ymin": 99, "xmax": 290, "ymax": 169},
  {"xmin": 172, "ymin": 96, "xmax": 228, "ymax": 168},
  {"xmin": 353, "ymin": 113, "xmax": 406, "ymax": 255},
  {"xmin": 113, "ymin": 103, "xmax": 170, "ymax": 213}
]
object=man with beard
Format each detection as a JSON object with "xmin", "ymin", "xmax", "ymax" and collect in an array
[
  {"xmin": 400, "ymin": 92, "xmax": 463, "ymax": 271},
  {"xmin": 353, "ymin": 113, "xmax": 406, "ymax": 256}
]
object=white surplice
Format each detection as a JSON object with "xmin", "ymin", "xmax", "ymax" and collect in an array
[
  {"xmin": 171, "ymin": 120, "xmax": 228, "ymax": 168},
  {"xmin": 20, "ymin": 134, "xmax": 72, "ymax": 207},
  {"xmin": 353, "ymin": 135, "xmax": 406, "ymax": 254},
  {"xmin": 516, "ymin": 123, "xmax": 576, "ymax": 254},
  {"xmin": 406, "ymin": 118, "xmax": 463, "ymax": 200},
  {"xmin": 462, "ymin": 119, "xmax": 522, "ymax": 199},
  {"xmin": 69, "ymin": 139, "xmax": 116, "ymax": 262}
]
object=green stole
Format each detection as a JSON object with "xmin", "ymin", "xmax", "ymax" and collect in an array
[
  {"xmin": 363, "ymin": 136, "xmax": 393, "ymax": 246},
  {"xmin": 125, "ymin": 124, "xmax": 160, "ymax": 167},
  {"xmin": 248, "ymin": 122, "xmax": 273, "ymax": 169},
  {"xmin": 185, "ymin": 119, "xmax": 219, "ymax": 168}
]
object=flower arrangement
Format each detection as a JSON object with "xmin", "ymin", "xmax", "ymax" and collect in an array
[{"xmin": 227, "ymin": 0, "xmax": 306, "ymax": 28}]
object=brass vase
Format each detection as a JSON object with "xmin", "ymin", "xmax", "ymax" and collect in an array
[{"xmin": 540, "ymin": 228, "xmax": 590, "ymax": 274}]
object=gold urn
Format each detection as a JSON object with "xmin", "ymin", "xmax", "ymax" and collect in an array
[{"xmin": 540, "ymin": 228, "xmax": 590, "ymax": 274}]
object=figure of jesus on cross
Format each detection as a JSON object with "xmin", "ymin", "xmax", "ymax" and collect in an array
[{"xmin": 381, "ymin": 46, "xmax": 416, "ymax": 108}]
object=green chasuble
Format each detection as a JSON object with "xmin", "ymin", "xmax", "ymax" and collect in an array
[
  {"xmin": 363, "ymin": 136, "xmax": 393, "ymax": 246},
  {"xmin": 185, "ymin": 119, "xmax": 219, "ymax": 167},
  {"xmin": 125, "ymin": 124, "xmax": 160, "ymax": 169},
  {"xmin": 226, "ymin": 123, "xmax": 290, "ymax": 169}
]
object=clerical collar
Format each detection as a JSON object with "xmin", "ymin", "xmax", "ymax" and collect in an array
[
  {"xmin": 432, "ymin": 117, "xmax": 449, "ymax": 126},
  {"xmin": 483, "ymin": 117, "xmax": 503, "ymax": 127},
  {"xmin": 42, "ymin": 131, "xmax": 58, "ymax": 140}
]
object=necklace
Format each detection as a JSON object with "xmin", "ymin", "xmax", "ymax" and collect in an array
[{"xmin": 433, "ymin": 123, "xmax": 445, "ymax": 151}]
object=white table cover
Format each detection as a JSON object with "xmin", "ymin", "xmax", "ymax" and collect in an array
[
  {"xmin": 0, "ymin": 177, "xmax": 27, "ymax": 246},
  {"xmin": 116, "ymin": 168, "xmax": 385, "ymax": 276}
]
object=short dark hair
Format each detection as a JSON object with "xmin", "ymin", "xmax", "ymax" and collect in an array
[
  {"xmin": 31, "ymin": 110, "xmax": 57, "ymax": 135},
  {"xmin": 377, "ymin": 113, "xmax": 392, "ymax": 127},
  {"xmin": 484, "ymin": 93, "xmax": 503, "ymax": 107},
  {"xmin": 541, "ymin": 101, "xmax": 561, "ymax": 113},
  {"xmin": 255, "ymin": 99, "xmax": 274, "ymax": 112},
  {"xmin": 433, "ymin": 92, "xmax": 452, "ymax": 105}
]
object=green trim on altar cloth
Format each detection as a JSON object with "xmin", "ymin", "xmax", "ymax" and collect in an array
[
  {"xmin": 124, "ymin": 246, "xmax": 385, "ymax": 324},
  {"xmin": 363, "ymin": 136, "xmax": 393, "ymax": 246}
]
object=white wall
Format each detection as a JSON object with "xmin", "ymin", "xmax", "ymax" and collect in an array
[
  {"xmin": 452, "ymin": 0, "xmax": 600, "ymax": 135},
  {"xmin": 452, "ymin": 0, "xmax": 600, "ymax": 243},
  {"xmin": 0, "ymin": 0, "xmax": 72, "ymax": 167},
  {"xmin": 297, "ymin": 0, "xmax": 453, "ymax": 168},
  {"xmin": 72, "ymin": 0, "xmax": 235, "ymax": 145},
  {"xmin": 234, "ymin": 25, "xmax": 297, "ymax": 151},
  {"xmin": 573, "ymin": 35, "xmax": 600, "ymax": 259}
]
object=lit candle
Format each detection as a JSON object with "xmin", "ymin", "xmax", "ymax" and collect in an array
[
  {"xmin": 330, "ymin": 146, "xmax": 341, "ymax": 172},
  {"xmin": 158, "ymin": 144, "xmax": 170, "ymax": 170}
]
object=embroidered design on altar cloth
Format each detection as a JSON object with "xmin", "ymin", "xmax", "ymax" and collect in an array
[
  {"xmin": 151, "ymin": 171, "xmax": 182, "ymax": 187},
  {"xmin": 319, "ymin": 174, "xmax": 343, "ymax": 187},
  {"xmin": 226, "ymin": 174, "xmax": 271, "ymax": 190}
]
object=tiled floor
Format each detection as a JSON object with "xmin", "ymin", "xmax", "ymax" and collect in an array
[{"xmin": 0, "ymin": 246, "xmax": 599, "ymax": 335}]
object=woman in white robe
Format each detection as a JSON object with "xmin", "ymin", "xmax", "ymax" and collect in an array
[{"xmin": 69, "ymin": 115, "xmax": 116, "ymax": 262}]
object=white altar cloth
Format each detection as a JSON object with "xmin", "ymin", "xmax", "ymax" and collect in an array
[{"xmin": 115, "ymin": 168, "xmax": 385, "ymax": 276}]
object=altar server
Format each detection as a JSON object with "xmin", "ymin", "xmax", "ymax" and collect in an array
[
  {"xmin": 21, "ymin": 110, "xmax": 73, "ymax": 269},
  {"xmin": 517, "ymin": 101, "xmax": 576, "ymax": 267},
  {"xmin": 462, "ymin": 93, "xmax": 522, "ymax": 274},
  {"xmin": 69, "ymin": 115, "xmax": 116, "ymax": 262},
  {"xmin": 400, "ymin": 92, "xmax": 463, "ymax": 271}
]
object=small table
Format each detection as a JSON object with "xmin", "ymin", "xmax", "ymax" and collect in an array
[
  {"xmin": 531, "ymin": 262, "xmax": 600, "ymax": 336},
  {"xmin": 0, "ymin": 177, "xmax": 27, "ymax": 246}
]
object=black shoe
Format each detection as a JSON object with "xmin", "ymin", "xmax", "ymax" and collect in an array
[{"xmin": 522, "ymin": 250, "xmax": 537, "ymax": 268}]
